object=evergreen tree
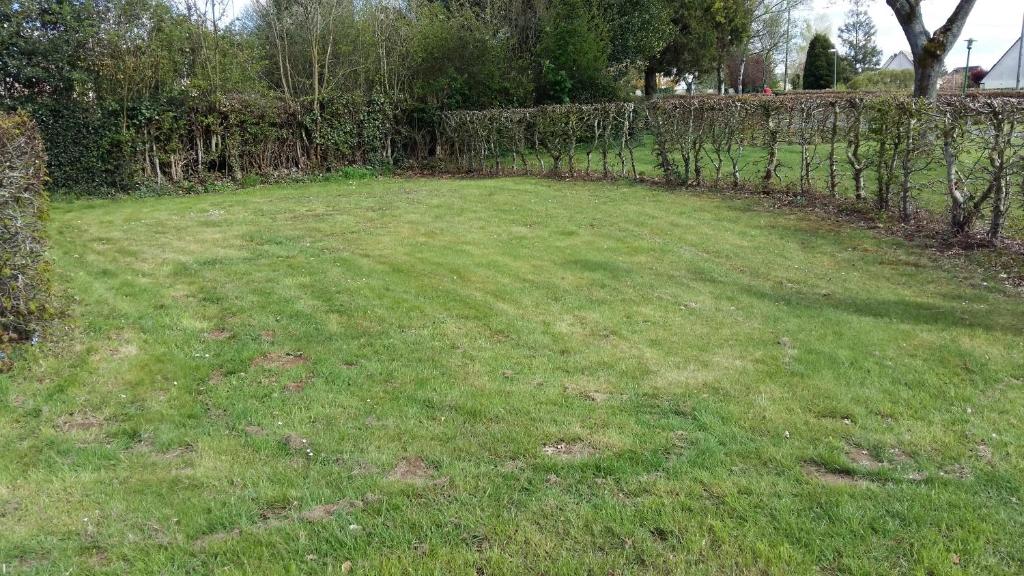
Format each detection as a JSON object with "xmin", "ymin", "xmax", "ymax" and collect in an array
[
  {"xmin": 535, "ymin": 0, "xmax": 614, "ymax": 103},
  {"xmin": 802, "ymin": 33, "xmax": 836, "ymax": 90},
  {"xmin": 838, "ymin": 0, "xmax": 882, "ymax": 74},
  {"xmin": 644, "ymin": 0, "xmax": 718, "ymax": 97}
]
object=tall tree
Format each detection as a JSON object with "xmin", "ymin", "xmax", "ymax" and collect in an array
[
  {"xmin": 838, "ymin": 0, "xmax": 881, "ymax": 74},
  {"xmin": 601, "ymin": 0, "xmax": 673, "ymax": 74},
  {"xmin": 644, "ymin": 0, "xmax": 717, "ymax": 97},
  {"xmin": 736, "ymin": 0, "xmax": 807, "ymax": 94},
  {"xmin": 802, "ymin": 32, "xmax": 836, "ymax": 90},
  {"xmin": 710, "ymin": 0, "xmax": 753, "ymax": 94},
  {"xmin": 885, "ymin": 0, "xmax": 977, "ymax": 99},
  {"xmin": 535, "ymin": 0, "xmax": 614, "ymax": 103}
]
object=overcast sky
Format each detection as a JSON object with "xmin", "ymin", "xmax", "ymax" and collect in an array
[{"xmin": 813, "ymin": 0, "xmax": 1022, "ymax": 70}]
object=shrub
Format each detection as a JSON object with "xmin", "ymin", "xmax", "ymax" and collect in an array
[
  {"xmin": 0, "ymin": 113, "xmax": 50, "ymax": 341},
  {"xmin": 848, "ymin": 70, "xmax": 914, "ymax": 93}
]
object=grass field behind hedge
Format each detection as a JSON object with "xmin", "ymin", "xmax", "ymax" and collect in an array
[
  {"xmin": 2, "ymin": 177, "xmax": 1023, "ymax": 574},
  {"xmin": 500, "ymin": 138, "xmax": 1024, "ymax": 239}
]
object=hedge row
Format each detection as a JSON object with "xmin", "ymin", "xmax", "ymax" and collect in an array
[
  {"xmin": 0, "ymin": 113, "xmax": 49, "ymax": 342},
  {"xmin": 32, "ymin": 92, "xmax": 401, "ymax": 196},
  {"xmin": 440, "ymin": 94, "xmax": 1024, "ymax": 240}
]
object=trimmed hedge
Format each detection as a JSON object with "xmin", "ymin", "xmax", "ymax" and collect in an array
[
  {"xmin": 441, "ymin": 94, "xmax": 1024, "ymax": 240},
  {"xmin": 0, "ymin": 113, "xmax": 50, "ymax": 343},
  {"xmin": 31, "ymin": 92, "xmax": 400, "ymax": 196}
]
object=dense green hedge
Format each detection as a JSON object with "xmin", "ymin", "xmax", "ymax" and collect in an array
[
  {"xmin": 30, "ymin": 92, "xmax": 400, "ymax": 196},
  {"xmin": 0, "ymin": 113, "xmax": 50, "ymax": 345}
]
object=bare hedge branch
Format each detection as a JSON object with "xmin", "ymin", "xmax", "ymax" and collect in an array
[{"xmin": 440, "ymin": 93, "xmax": 1024, "ymax": 241}]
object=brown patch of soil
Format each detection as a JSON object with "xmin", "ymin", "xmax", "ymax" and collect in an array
[
  {"xmin": 244, "ymin": 425, "xmax": 266, "ymax": 437},
  {"xmin": 107, "ymin": 340, "xmax": 138, "ymax": 359},
  {"xmin": 56, "ymin": 412, "xmax": 105, "ymax": 433},
  {"xmin": 845, "ymin": 446, "xmax": 883, "ymax": 471},
  {"xmin": 193, "ymin": 528, "xmax": 241, "ymax": 549},
  {"xmin": 252, "ymin": 352, "xmax": 307, "ymax": 369},
  {"xmin": 542, "ymin": 441, "xmax": 596, "ymax": 459},
  {"xmin": 942, "ymin": 463, "xmax": 972, "ymax": 479},
  {"xmin": 260, "ymin": 331, "xmax": 275, "ymax": 342},
  {"xmin": 88, "ymin": 551, "xmax": 110, "ymax": 568},
  {"xmin": 1, "ymin": 498, "xmax": 22, "ymax": 518},
  {"xmin": 259, "ymin": 504, "xmax": 293, "ymax": 524},
  {"xmin": 388, "ymin": 456, "xmax": 434, "ymax": 483},
  {"xmin": 347, "ymin": 460, "xmax": 379, "ymax": 476},
  {"xmin": 802, "ymin": 463, "xmax": 869, "ymax": 487},
  {"xmin": 161, "ymin": 445, "xmax": 194, "ymax": 459},
  {"xmin": 977, "ymin": 442, "xmax": 993, "ymax": 462},
  {"xmin": 206, "ymin": 329, "xmax": 232, "ymax": 341},
  {"xmin": 208, "ymin": 369, "xmax": 225, "ymax": 385},
  {"xmin": 502, "ymin": 460, "xmax": 524, "ymax": 472},
  {"xmin": 887, "ymin": 447, "xmax": 911, "ymax": 464},
  {"xmin": 300, "ymin": 499, "xmax": 364, "ymax": 522},
  {"xmin": 282, "ymin": 433, "xmax": 312, "ymax": 456},
  {"xmin": 284, "ymin": 375, "xmax": 310, "ymax": 394},
  {"xmin": 584, "ymin": 391, "xmax": 611, "ymax": 403}
]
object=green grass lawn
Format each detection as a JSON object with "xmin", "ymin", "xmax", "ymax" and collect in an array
[{"xmin": 3, "ymin": 176, "xmax": 1024, "ymax": 574}]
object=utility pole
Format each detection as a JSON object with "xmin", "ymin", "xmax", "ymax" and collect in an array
[
  {"xmin": 829, "ymin": 48, "xmax": 837, "ymax": 90},
  {"xmin": 962, "ymin": 38, "xmax": 975, "ymax": 95},
  {"xmin": 1016, "ymin": 11, "xmax": 1023, "ymax": 90},
  {"xmin": 784, "ymin": 0, "xmax": 793, "ymax": 91}
]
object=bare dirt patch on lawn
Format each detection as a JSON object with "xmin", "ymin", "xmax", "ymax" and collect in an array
[
  {"xmin": 845, "ymin": 446, "xmax": 883, "ymax": 471},
  {"xmin": 206, "ymin": 329, "xmax": 232, "ymax": 341},
  {"xmin": 388, "ymin": 457, "xmax": 435, "ymax": 483},
  {"xmin": 193, "ymin": 528, "xmax": 241, "ymax": 549},
  {"xmin": 284, "ymin": 374, "xmax": 311, "ymax": 393},
  {"xmin": 56, "ymin": 412, "xmax": 105, "ymax": 434},
  {"xmin": 252, "ymin": 352, "xmax": 307, "ymax": 369},
  {"xmin": 802, "ymin": 463, "xmax": 869, "ymax": 487},
  {"xmin": 542, "ymin": 441, "xmax": 596, "ymax": 459},
  {"xmin": 300, "ymin": 499, "xmax": 367, "ymax": 522}
]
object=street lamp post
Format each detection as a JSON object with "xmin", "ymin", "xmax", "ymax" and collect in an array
[
  {"xmin": 1015, "ymin": 12, "xmax": 1023, "ymax": 90},
  {"xmin": 829, "ymin": 48, "xmax": 837, "ymax": 90},
  {"xmin": 962, "ymin": 38, "xmax": 976, "ymax": 95},
  {"xmin": 783, "ymin": 0, "xmax": 792, "ymax": 91}
]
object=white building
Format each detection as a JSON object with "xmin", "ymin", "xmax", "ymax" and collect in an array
[
  {"xmin": 881, "ymin": 51, "xmax": 914, "ymax": 71},
  {"xmin": 981, "ymin": 37, "xmax": 1023, "ymax": 90}
]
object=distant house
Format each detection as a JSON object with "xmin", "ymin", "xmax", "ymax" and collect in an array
[
  {"xmin": 939, "ymin": 66, "xmax": 985, "ymax": 92},
  {"xmin": 981, "ymin": 36, "xmax": 1023, "ymax": 90},
  {"xmin": 881, "ymin": 51, "xmax": 914, "ymax": 71}
]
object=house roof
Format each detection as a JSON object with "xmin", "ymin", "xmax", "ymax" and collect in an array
[
  {"xmin": 881, "ymin": 51, "xmax": 914, "ymax": 71},
  {"xmin": 981, "ymin": 36, "xmax": 1023, "ymax": 89}
]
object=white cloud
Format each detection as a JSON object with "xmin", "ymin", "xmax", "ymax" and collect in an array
[{"xmin": 812, "ymin": 0, "xmax": 1023, "ymax": 71}]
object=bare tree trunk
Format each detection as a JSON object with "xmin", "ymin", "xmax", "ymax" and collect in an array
[
  {"xmin": 886, "ymin": 0, "xmax": 978, "ymax": 99},
  {"xmin": 913, "ymin": 64, "xmax": 943, "ymax": 100},
  {"xmin": 644, "ymin": 63, "xmax": 658, "ymax": 99}
]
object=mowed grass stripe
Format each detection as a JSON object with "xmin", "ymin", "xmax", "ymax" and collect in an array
[{"xmin": 0, "ymin": 177, "xmax": 1022, "ymax": 574}]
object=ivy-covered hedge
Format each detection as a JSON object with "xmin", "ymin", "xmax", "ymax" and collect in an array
[
  {"xmin": 30, "ymin": 92, "xmax": 401, "ymax": 196},
  {"xmin": 0, "ymin": 113, "xmax": 50, "ymax": 343},
  {"xmin": 441, "ymin": 94, "xmax": 1024, "ymax": 240}
]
